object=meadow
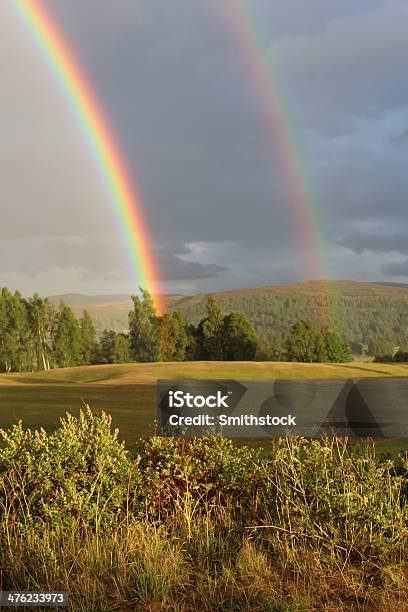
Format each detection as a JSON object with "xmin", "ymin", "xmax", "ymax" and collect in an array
[{"xmin": 1, "ymin": 360, "xmax": 408, "ymax": 451}]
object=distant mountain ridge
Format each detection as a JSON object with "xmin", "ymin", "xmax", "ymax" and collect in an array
[
  {"xmin": 48, "ymin": 279, "xmax": 408, "ymax": 308},
  {"xmin": 48, "ymin": 293, "xmax": 130, "ymax": 305},
  {"xmin": 48, "ymin": 292, "xmax": 185, "ymax": 306}
]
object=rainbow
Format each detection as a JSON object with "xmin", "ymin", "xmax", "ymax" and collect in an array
[
  {"xmin": 9, "ymin": 0, "xmax": 164, "ymax": 314},
  {"xmin": 221, "ymin": 0, "xmax": 340, "ymax": 328}
]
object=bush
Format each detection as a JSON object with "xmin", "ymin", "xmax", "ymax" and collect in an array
[
  {"xmin": 0, "ymin": 410, "xmax": 407, "ymax": 609},
  {"xmin": 0, "ymin": 407, "xmax": 134, "ymax": 528},
  {"xmin": 134, "ymin": 435, "xmax": 265, "ymax": 519}
]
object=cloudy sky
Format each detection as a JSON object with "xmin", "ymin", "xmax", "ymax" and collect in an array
[{"xmin": 1, "ymin": 0, "xmax": 408, "ymax": 296}]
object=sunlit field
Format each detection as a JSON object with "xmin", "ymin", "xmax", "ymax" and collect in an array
[{"xmin": 1, "ymin": 360, "xmax": 408, "ymax": 452}]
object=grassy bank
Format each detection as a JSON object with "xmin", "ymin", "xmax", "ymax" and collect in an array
[
  {"xmin": 2, "ymin": 359, "xmax": 408, "ymax": 385},
  {"xmin": 1, "ymin": 408, "xmax": 407, "ymax": 610}
]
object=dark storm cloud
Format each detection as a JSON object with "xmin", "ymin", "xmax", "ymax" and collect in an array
[
  {"xmin": 159, "ymin": 256, "xmax": 228, "ymax": 281},
  {"xmin": 2, "ymin": 1, "xmax": 408, "ymax": 294}
]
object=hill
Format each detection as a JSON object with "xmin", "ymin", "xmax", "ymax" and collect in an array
[
  {"xmin": 167, "ymin": 280, "xmax": 408, "ymax": 355},
  {"xmin": 48, "ymin": 293, "xmax": 183, "ymax": 334},
  {"xmin": 52, "ymin": 280, "xmax": 408, "ymax": 355},
  {"xmin": 2, "ymin": 358, "xmax": 408, "ymax": 386}
]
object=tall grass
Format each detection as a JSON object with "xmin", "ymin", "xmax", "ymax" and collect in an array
[{"xmin": 0, "ymin": 407, "xmax": 407, "ymax": 610}]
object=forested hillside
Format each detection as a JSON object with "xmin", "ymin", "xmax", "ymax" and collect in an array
[
  {"xmin": 167, "ymin": 281, "xmax": 408, "ymax": 356},
  {"xmin": 53, "ymin": 281, "xmax": 408, "ymax": 357}
]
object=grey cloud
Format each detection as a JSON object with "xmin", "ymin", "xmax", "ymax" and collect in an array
[
  {"xmin": 0, "ymin": 234, "xmax": 228, "ymax": 284},
  {"xmin": 271, "ymin": 2, "xmax": 408, "ymax": 118},
  {"xmin": 395, "ymin": 127, "xmax": 408, "ymax": 143},
  {"xmin": 0, "ymin": 235, "xmax": 126, "ymax": 278},
  {"xmin": 383, "ymin": 260, "xmax": 408, "ymax": 277},
  {"xmin": 2, "ymin": 1, "xmax": 408, "ymax": 295},
  {"xmin": 159, "ymin": 256, "xmax": 228, "ymax": 281},
  {"xmin": 156, "ymin": 244, "xmax": 229, "ymax": 281},
  {"xmin": 337, "ymin": 234, "xmax": 408, "ymax": 256}
]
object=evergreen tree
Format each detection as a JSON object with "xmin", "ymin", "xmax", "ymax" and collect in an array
[
  {"xmin": 196, "ymin": 296, "xmax": 225, "ymax": 359},
  {"xmin": 323, "ymin": 330, "xmax": 353, "ymax": 363},
  {"xmin": 286, "ymin": 320, "xmax": 327, "ymax": 363},
  {"xmin": 221, "ymin": 312, "xmax": 259, "ymax": 360},
  {"xmin": 98, "ymin": 330, "xmax": 116, "ymax": 364},
  {"xmin": 52, "ymin": 302, "xmax": 82, "ymax": 368},
  {"xmin": 0, "ymin": 288, "xmax": 31, "ymax": 372},
  {"xmin": 158, "ymin": 311, "xmax": 189, "ymax": 361},
  {"xmin": 97, "ymin": 330, "xmax": 130, "ymax": 364},
  {"xmin": 80, "ymin": 310, "xmax": 97, "ymax": 365},
  {"xmin": 113, "ymin": 334, "xmax": 130, "ymax": 363},
  {"xmin": 128, "ymin": 288, "xmax": 160, "ymax": 362}
]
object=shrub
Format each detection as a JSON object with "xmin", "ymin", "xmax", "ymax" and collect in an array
[
  {"xmin": 0, "ymin": 407, "xmax": 134, "ymax": 529},
  {"xmin": 0, "ymin": 412, "xmax": 407, "ymax": 609},
  {"xmin": 134, "ymin": 435, "xmax": 265, "ymax": 520}
]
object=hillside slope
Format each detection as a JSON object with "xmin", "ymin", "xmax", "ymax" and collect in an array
[
  {"xmin": 53, "ymin": 280, "xmax": 408, "ymax": 355},
  {"xmin": 1, "ymin": 359, "xmax": 408, "ymax": 386}
]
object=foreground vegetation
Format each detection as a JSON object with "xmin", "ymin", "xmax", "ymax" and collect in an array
[{"xmin": 0, "ymin": 408, "xmax": 407, "ymax": 610}]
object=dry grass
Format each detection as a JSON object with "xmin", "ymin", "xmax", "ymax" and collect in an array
[{"xmin": 1, "ymin": 425, "xmax": 407, "ymax": 610}]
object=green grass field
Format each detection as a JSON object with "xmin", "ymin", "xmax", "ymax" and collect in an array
[{"xmin": 1, "ymin": 360, "xmax": 408, "ymax": 450}]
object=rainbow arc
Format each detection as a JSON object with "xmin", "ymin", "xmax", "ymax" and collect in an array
[{"xmin": 10, "ymin": 0, "xmax": 164, "ymax": 313}]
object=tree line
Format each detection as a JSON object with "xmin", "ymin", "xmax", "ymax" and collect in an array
[
  {"xmin": 0, "ymin": 286, "xmax": 352, "ymax": 373},
  {"xmin": 168, "ymin": 289, "xmax": 408, "ymax": 357}
]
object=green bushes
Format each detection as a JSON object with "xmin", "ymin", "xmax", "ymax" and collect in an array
[
  {"xmin": 0, "ymin": 408, "xmax": 132, "ymax": 529},
  {"xmin": 0, "ymin": 408, "xmax": 407, "ymax": 609},
  {"xmin": 135, "ymin": 435, "xmax": 264, "ymax": 520}
]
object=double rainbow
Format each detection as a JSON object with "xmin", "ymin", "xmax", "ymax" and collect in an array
[
  {"xmin": 221, "ymin": 0, "xmax": 339, "ymax": 327},
  {"xmin": 11, "ymin": 0, "xmax": 339, "ymax": 329},
  {"xmin": 10, "ymin": 0, "xmax": 164, "ymax": 313}
]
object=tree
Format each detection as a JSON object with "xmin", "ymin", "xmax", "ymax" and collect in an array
[
  {"xmin": 113, "ymin": 334, "xmax": 130, "ymax": 363},
  {"xmin": 221, "ymin": 312, "xmax": 259, "ymax": 360},
  {"xmin": 285, "ymin": 320, "xmax": 327, "ymax": 363},
  {"xmin": 98, "ymin": 330, "xmax": 115, "ymax": 364},
  {"xmin": 27, "ymin": 294, "xmax": 55, "ymax": 371},
  {"xmin": 52, "ymin": 302, "xmax": 82, "ymax": 368},
  {"xmin": 195, "ymin": 296, "xmax": 225, "ymax": 360},
  {"xmin": 0, "ymin": 288, "xmax": 31, "ymax": 373},
  {"xmin": 97, "ymin": 330, "xmax": 130, "ymax": 364},
  {"xmin": 128, "ymin": 288, "xmax": 160, "ymax": 362},
  {"xmin": 80, "ymin": 310, "xmax": 97, "ymax": 365},
  {"xmin": 158, "ymin": 311, "xmax": 189, "ymax": 361},
  {"xmin": 323, "ymin": 330, "xmax": 353, "ymax": 363},
  {"xmin": 254, "ymin": 337, "xmax": 281, "ymax": 361}
]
